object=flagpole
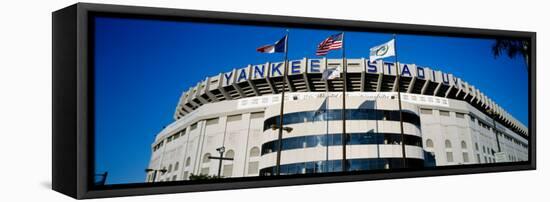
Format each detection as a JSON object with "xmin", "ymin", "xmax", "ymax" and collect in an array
[
  {"xmin": 275, "ymin": 31, "xmax": 289, "ymax": 176},
  {"xmin": 325, "ymin": 57, "xmax": 330, "ymax": 173},
  {"xmin": 341, "ymin": 32, "xmax": 347, "ymax": 172},
  {"xmin": 393, "ymin": 34, "xmax": 407, "ymax": 168}
]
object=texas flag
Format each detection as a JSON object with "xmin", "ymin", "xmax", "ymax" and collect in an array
[{"xmin": 257, "ymin": 35, "xmax": 287, "ymax": 53}]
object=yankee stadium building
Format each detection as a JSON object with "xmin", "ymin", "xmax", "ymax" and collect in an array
[{"xmin": 145, "ymin": 58, "xmax": 529, "ymax": 182}]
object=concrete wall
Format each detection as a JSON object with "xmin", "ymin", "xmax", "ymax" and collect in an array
[{"xmin": 147, "ymin": 92, "xmax": 528, "ymax": 182}]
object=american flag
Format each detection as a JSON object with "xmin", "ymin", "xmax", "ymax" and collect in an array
[{"xmin": 316, "ymin": 33, "xmax": 343, "ymax": 56}]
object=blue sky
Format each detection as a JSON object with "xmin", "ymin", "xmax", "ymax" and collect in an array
[{"xmin": 94, "ymin": 16, "xmax": 528, "ymax": 185}]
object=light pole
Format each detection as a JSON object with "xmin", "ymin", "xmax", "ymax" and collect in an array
[
  {"xmin": 208, "ymin": 146, "xmax": 234, "ymax": 178},
  {"xmin": 145, "ymin": 168, "xmax": 167, "ymax": 183}
]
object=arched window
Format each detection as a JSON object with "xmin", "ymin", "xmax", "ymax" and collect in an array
[
  {"xmin": 185, "ymin": 157, "xmax": 191, "ymax": 167},
  {"xmin": 248, "ymin": 147, "xmax": 260, "ymax": 175},
  {"xmin": 203, "ymin": 153, "xmax": 211, "ymax": 163},
  {"xmin": 444, "ymin": 140, "xmax": 453, "ymax": 163},
  {"xmin": 445, "ymin": 140, "xmax": 452, "ymax": 149},
  {"xmin": 461, "ymin": 141, "xmax": 467, "ymax": 149},
  {"xmin": 249, "ymin": 147, "xmax": 260, "ymax": 157},
  {"xmin": 426, "ymin": 139, "xmax": 434, "ymax": 148},
  {"xmin": 225, "ymin": 150, "xmax": 235, "ymax": 159},
  {"xmin": 223, "ymin": 150, "xmax": 235, "ymax": 177}
]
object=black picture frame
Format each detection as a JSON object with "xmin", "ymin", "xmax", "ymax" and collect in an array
[{"xmin": 52, "ymin": 2, "xmax": 536, "ymax": 199}]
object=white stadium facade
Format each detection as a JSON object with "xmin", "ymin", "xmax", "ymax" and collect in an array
[{"xmin": 146, "ymin": 58, "xmax": 529, "ymax": 182}]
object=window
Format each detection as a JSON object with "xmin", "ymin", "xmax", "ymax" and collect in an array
[
  {"xmin": 190, "ymin": 123, "xmax": 198, "ymax": 131},
  {"xmin": 251, "ymin": 112, "xmax": 265, "ymax": 119},
  {"xmin": 203, "ymin": 153, "xmax": 211, "ymax": 163},
  {"xmin": 248, "ymin": 161, "xmax": 259, "ymax": 175},
  {"xmin": 174, "ymin": 162, "xmax": 179, "ymax": 171},
  {"xmin": 261, "ymin": 133, "xmax": 423, "ymax": 155},
  {"xmin": 168, "ymin": 164, "xmax": 172, "ymax": 173},
  {"xmin": 263, "ymin": 109, "xmax": 421, "ymax": 131},
  {"xmin": 200, "ymin": 167, "xmax": 210, "ymax": 175},
  {"xmin": 461, "ymin": 141, "xmax": 467, "ymax": 149},
  {"xmin": 456, "ymin": 112, "xmax": 465, "ymax": 119},
  {"xmin": 223, "ymin": 149, "xmax": 235, "ymax": 177},
  {"xmin": 206, "ymin": 118, "xmax": 219, "ymax": 126},
  {"xmin": 445, "ymin": 140, "xmax": 452, "ymax": 149},
  {"xmin": 420, "ymin": 108, "xmax": 433, "ymax": 115},
  {"xmin": 446, "ymin": 152, "xmax": 454, "ymax": 162},
  {"xmin": 225, "ymin": 150, "xmax": 235, "ymax": 159},
  {"xmin": 483, "ymin": 146, "xmax": 486, "ymax": 154},
  {"xmin": 426, "ymin": 139, "xmax": 434, "ymax": 148},
  {"xmin": 185, "ymin": 157, "xmax": 191, "ymax": 167},
  {"xmin": 248, "ymin": 147, "xmax": 260, "ymax": 175},
  {"xmin": 172, "ymin": 175, "xmax": 177, "ymax": 181},
  {"xmin": 161, "ymin": 166, "xmax": 166, "ymax": 175},
  {"xmin": 444, "ymin": 140, "xmax": 453, "ymax": 163},
  {"xmin": 249, "ymin": 147, "xmax": 260, "ymax": 157},
  {"xmin": 183, "ymin": 171, "xmax": 189, "ymax": 180},
  {"xmin": 440, "ymin": 110, "xmax": 450, "ymax": 117},
  {"xmin": 227, "ymin": 114, "xmax": 242, "ymax": 122},
  {"xmin": 180, "ymin": 129, "xmax": 187, "ymax": 136},
  {"xmin": 476, "ymin": 154, "xmax": 481, "ymax": 163},
  {"xmin": 475, "ymin": 143, "xmax": 479, "ymax": 151},
  {"xmin": 153, "ymin": 141, "xmax": 164, "ymax": 152},
  {"xmin": 223, "ymin": 164, "xmax": 234, "ymax": 177},
  {"xmin": 462, "ymin": 152, "xmax": 469, "ymax": 162}
]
